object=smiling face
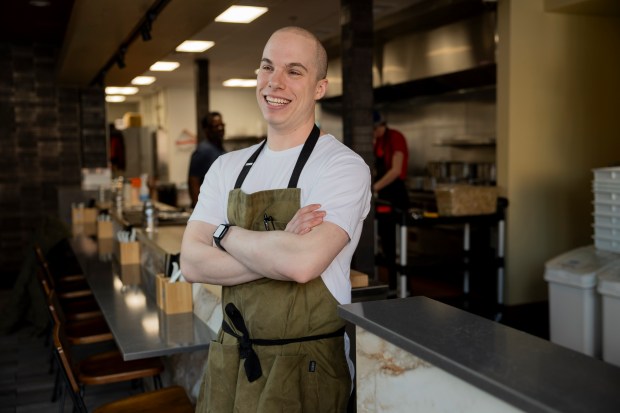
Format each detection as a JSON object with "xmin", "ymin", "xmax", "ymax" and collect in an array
[{"xmin": 256, "ymin": 28, "xmax": 328, "ymax": 135}]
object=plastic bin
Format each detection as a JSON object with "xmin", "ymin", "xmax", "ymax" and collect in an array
[
  {"xmin": 597, "ymin": 266, "xmax": 620, "ymax": 367},
  {"xmin": 544, "ymin": 245, "xmax": 620, "ymax": 357}
]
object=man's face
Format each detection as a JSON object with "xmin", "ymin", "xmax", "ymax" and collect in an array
[
  {"xmin": 208, "ymin": 115, "xmax": 225, "ymax": 140},
  {"xmin": 256, "ymin": 30, "xmax": 327, "ymax": 131}
]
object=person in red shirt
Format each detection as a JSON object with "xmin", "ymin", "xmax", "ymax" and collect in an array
[{"xmin": 373, "ymin": 110, "xmax": 409, "ymax": 294}]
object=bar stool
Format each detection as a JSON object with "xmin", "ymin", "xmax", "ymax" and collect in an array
[
  {"xmin": 35, "ymin": 244, "xmax": 92, "ymax": 300},
  {"xmin": 52, "ymin": 324, "xmax": 174, "ymax": 412}
]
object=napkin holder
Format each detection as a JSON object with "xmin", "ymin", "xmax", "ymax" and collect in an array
[
  {"xmin": 116, "ymin": 241, "xmax": 140, "ymax": 265},
  {"xmin": 155, "ymin": 273, "xmax": 193, "ymax": 314},
  {"xmin": 97, "ymin": 220, "xmax": 114, "ymax": 239}
]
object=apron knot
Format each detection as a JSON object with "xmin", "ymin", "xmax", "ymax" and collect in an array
[{"xmin": 224, "ymin": 303, "xmax": 263, "ymax": 382}]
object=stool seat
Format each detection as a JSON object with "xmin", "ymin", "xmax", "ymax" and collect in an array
[{"xmin": 94, "ymin": 386, "xmax": 194, "ymax": 413}]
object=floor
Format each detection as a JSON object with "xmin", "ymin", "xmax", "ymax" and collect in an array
[{"xmin": 0, "ymin": 291, "xmax": 150, "ymax": 413}]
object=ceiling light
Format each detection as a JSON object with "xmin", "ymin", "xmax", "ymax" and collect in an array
[
  {"xmin": 105, "ymin": 87, "xmax": 138, "ymax": 95},
  {"xmin": 131, "ymin": 76, "xmax": 156, "ymax": 85},
  {"xmin": 176, "ymin": 40, "xmax": 214, "ymax": 53},
  {"xmin": 29, "ymin": 0, "xmax": 51, "ymax": 7},
  {"xmin": 150, "ymin": 61, "xmax": 180, "ymax": 71},
  {"xmin": 215, "ymin": 6, "xmax": 268, "ymax": 23},
  {"xmin": 106, "ymin": 96, "xmax": 126, "ymax": 103},
  {"xmin": 223, "ymin": 78, "xmax": 257, "ymax": 88}
]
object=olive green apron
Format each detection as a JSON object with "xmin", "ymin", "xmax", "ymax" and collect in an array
[{"xmin": 196, "ymin": 125, "xmax": 351, "ymax": 413}]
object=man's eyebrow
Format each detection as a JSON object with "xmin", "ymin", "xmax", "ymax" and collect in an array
[{"xmin": 259, "ymin": 58, "xmax": 308, "ymax": 73}]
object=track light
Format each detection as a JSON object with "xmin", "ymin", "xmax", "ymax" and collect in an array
[{"xmin": 116, "ymin": 46, "xmax": 127, "ymax": 69}]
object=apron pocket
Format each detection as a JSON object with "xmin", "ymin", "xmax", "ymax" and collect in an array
[
  {"xmin": 257, "ymin": 354, "xmax": 309, "ymax": 413},
  {"xmin": 197, "ymin": 341, "xmax": 240, "ymax": 413}
]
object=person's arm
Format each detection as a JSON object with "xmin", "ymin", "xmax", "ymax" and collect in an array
[
  {"xmin": 373, "ymin": 151, "xmax": 404, "ymax": 192},
  {"xmin": 180, "ymin": 204, "xmax": 327, "ymax": 285},
  {"xmin": 218, "ymin": 219, "xmax": 349, "ymax": 284},
  {"xmin": 188, "ymin": 175, "xmax": 201, "ymax": 208}
]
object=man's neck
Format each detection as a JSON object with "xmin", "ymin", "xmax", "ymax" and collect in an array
[{"xmin": 266, "ymin": 120, "xmax": 318, "ymax": 151}]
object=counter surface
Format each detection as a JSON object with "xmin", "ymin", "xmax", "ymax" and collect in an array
[
  {"xmin": 339, "ymin": 297, "xmax": 620, "ymax": 413},
  {"xmin": 72, "ymin": 236, "xmax": 216, "ymax": 361}
]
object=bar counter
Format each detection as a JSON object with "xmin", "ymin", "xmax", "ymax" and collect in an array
[
  {"xmin": 71, "ymin": 235, "xmax": 216, "ymax": 361},
  {"xmin": 339, "ymin": 297, "xmax": 620, "ymax": 413}
]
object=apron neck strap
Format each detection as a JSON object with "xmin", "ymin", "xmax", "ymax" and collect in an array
[{"xmin": 233, "ymin": 124, "xmax": 321, "ymax": 190}]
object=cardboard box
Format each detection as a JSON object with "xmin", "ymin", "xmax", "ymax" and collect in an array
[
  {"xmin": 155, "ymin": 273, "xmax": 193, "ymax": 314},
  {"xmin": 351, "ymin": 269, "xmax": 369, "ymax": 288},
  {"xmin": 123, "ymin": 112, "xmax": 142, "ymax": 128},
  {"xmin": 434, "ymin": 185, "xmax": 497, "ymax": 216}
]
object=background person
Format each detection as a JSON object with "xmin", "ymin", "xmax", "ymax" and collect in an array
[
  {"xmin": 372, "ymin": 110, "xmax": 409, "ymax": 295},
  {"xmin": 187, "ymin": 112, "xmax": 225, "ymax": 208},
  {"xmin": 181, "ymin": 26, "xmax": 371, "ymax": 412}
]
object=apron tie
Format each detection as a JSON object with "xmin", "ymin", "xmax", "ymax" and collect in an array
[
  {"xmin": 223, "ymin": 303, "xmax": 346, "ymax": 383},
  {"xmin": 224, "ymin": 303, "xmax": 263, "ymax": 382}
]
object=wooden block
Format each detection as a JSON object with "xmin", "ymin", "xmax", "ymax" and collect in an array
[
  {"xmin": 351, "ymin": 269, "xmax": 369, "ymax": 288},
  {"xmin": 118, "ymin": 241, "xmax": 140, "ymax": 265},
  {"xmin": 120, "ymin": 264, "xmax": 141, "ymax": 285},
  {"xmin": 97, "ymin": 220, "xmax": 113, "ymax": 239},
  {"xmin": 155, "ymin": 273, "xmax": 193, "ymax": 314}
]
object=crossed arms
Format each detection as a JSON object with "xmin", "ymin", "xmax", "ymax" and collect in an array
[{"xmin": 180, "ymin": 204, "xmax": 349, "ymax": 286}]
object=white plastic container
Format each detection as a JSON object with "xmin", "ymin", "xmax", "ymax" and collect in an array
[
  {"xmin": 597, "ymin": 266, "xmax": 620, "ymax": 367},
  {"xmin": 544, "ymin": 245, "xmax": 620, "ymax": 357},
  {"xmin": 593, "ymin": 166, "xmax": 620, "ymax": 185}
]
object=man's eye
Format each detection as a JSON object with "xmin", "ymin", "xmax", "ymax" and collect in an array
[{"xmin": 261, "ymin": 65, "xmax": 273, "ymax": 71}]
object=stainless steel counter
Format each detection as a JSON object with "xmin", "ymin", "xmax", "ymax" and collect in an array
[{"xmin": 71, "ymin": 235, "xmax": 216, "ymax": 361}]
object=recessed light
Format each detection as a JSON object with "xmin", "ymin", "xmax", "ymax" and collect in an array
[
  {"xmin": 150, "ymin": 61, "xmax": 180, "ymax": 71},
  {"xmin": 106, "ymin": 96, "xmax": 126, "ymax": 103},
  {"xmin": 176, "ymin": 40, "xmax": 214, "ymax": 53},
  {"xmin": 215, "ymin": 6, "xmax": 268, "ymax": 23},
  {"xmin": 29, "ymin": 0, "xmax": 51, "ymax": 7},
  {"xmin": 131, "ymin": 76, "xmax": 156, "ymax": 85},
  {"xmin": 223, "ymin": 78, "xmax": 257, "ymax": 88},
  {"xmin": 105, "ymin": 87, "xmax": 138, "ymax": 95}
]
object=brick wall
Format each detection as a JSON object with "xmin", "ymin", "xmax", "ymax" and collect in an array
[{"xmin": 0, "ymin": 42, "xmax": 106, "ymax": 287}]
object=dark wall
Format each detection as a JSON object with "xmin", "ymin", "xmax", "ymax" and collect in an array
[{"xmin": 0, "ymin": 42, "xmax": 107, "ymax": 287}]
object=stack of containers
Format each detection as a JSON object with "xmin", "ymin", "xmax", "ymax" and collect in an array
[
  {"xmin": 593, "ymin": 167, "xmax": 620, "ymax": 252},
  {"xmin": 592, "ymin": 166, "xmax": 620, "ymax": 367}
]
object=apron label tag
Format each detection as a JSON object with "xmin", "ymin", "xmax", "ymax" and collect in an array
[{"xmin": 308, "ymin": 360, "xmax": 316, "ymax": 372}]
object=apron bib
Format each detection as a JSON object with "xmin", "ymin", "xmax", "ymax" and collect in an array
[{"xmin": 196, "ymin": 125, "xmax": 351, "ymax": 413}]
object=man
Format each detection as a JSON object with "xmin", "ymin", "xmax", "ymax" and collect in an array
[
  {"xmin": 181, "ymin": 26, "xmax": 371, "ymax": 412},
  {"xmin": 372, "ymin": 110, "xmax": 409, "ymax": 295},
  {"xmin": 187, "ymin": 112, "xmax": 225, "ymax": 208}
]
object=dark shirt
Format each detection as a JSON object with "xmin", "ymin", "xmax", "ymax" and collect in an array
[{"xmin": 188, "ymin": 140, "xmax": 224, "ymax": 185}]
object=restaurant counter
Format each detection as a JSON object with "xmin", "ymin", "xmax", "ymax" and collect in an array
[{"xmin": 339, "ymin": 297, "xmax": 620, "ymax": 413}]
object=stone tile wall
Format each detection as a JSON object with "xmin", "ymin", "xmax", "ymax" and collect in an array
[{"xmin": 0, "ymin": 42, "xmax": 106, "ymax": 287}]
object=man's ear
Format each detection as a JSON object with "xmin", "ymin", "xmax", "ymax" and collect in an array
[{"xmin": 314, "ymin": 79, "xmax": 328, "ymax": 100}]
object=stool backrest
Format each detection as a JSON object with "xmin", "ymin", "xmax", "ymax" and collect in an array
[{"xmin": 52, "ymin": 323, "xmax": 88, "ymax": 412}]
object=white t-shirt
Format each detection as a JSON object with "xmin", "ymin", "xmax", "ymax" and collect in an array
[{"xmin": 189, "ymin": 133, "xmax": 372, "ymax": 304}]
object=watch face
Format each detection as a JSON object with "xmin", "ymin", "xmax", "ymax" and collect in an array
[{"xmin": 213, "ymin": 224, "xmax": 227, "ymax": 238}]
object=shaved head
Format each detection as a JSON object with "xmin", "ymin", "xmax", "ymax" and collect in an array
[{"xmin": 271, "ymin": 26, "xmax": 328, "ymax": 80}]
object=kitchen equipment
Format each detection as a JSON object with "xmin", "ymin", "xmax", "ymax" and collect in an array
[
  {"xmin": 597, "ymin": 265, "xmax": 620, "ymax": 367},
  {"xmin": 434, "ymin": 184, "xmax": 497, "ymax": 216}
]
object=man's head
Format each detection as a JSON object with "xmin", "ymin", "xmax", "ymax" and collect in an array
[
  {"xmin": 201, "ymin": 112, "xmax": 225, "ymax": 142},
  {"xmin": 373, "ymin": 110, "xmax": 387, "ymax": 141},
  {"xmin": 256, "ymin": 26, "xmax": 328, "ymax": 131}
]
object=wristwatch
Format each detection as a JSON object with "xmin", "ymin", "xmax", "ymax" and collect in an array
[{"xmin": 213, "ymin": 224, "xmax": 232, "ymax": 252}]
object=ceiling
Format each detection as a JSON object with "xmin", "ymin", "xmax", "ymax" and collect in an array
[{"xmin": 1, "ymin": 0, "xmax": 617, "ymax": 98}]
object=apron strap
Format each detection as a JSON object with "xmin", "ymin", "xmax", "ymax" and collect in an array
[
  {"xmin": 223, "ymin": 303, "xmax": 345, "ymax": 382},
  {"xmin": 287, "ymin": 124, "xmax": 320, "ymax": 189},
  {"xmin": 234, "ymin": 140, "xmax": 267, "ymax": 189},
  {"xmin": 233, "ymin": 124, "xmax": 321, "ymax": 190}
]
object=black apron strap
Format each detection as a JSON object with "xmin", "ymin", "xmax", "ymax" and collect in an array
[
  {"xmin": 223, "ymin": 303, "xmax": 345, "ymax": 382},
  {"xmin": 234, "ymin": 140, "xmax": 267, "ymax": 189},
  {"xmin": 287, "ymin": 124, "xmax": 320, "ymax": 188},
  {"xmin": 233, "ymin": 125, "xmax": 321, "ymax": 190}
]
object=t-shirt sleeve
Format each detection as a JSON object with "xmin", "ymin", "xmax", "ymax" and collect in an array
[{"xmin": 305, "ymin": 151, "xmax": 372, "ymax": 239}]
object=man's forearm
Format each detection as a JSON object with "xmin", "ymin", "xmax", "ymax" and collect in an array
[{"xmin": 221, "ymin": 222, "xmax": 348, "ymax": 284}]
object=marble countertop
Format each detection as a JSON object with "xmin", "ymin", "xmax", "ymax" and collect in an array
[{"xmin": 339, "ymin": 297, "xmax": 620, "ymax": 413}]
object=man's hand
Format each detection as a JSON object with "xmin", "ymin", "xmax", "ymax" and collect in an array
[{"xmin": 285, "ymin": 204, "xmax": 326, "ymax": 235}]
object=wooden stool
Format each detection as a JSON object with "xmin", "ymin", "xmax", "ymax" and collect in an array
[
  {"xmin": 94, "ymin": 386, "xmax": 194, "ymax": 413},
  {"xmin": 52, "ymin": 324, "xmax": 170, "ymax": 412}
]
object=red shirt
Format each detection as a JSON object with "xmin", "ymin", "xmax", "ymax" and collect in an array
[{"xmin": 374, "ymin": 128, "xmax": 408, "ymax": 180}]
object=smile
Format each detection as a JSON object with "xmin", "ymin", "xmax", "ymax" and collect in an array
[{"xmin": 265, "ymin": 95, "xmax": 291, "ymax": 106}]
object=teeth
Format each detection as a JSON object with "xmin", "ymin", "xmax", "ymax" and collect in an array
[{"xmin": 266, "ymin": 96, "xmax": 290, "ymax": 105}]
